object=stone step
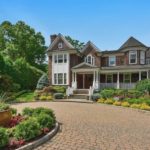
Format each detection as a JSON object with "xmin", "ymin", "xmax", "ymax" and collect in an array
[
  {"xmin": 68, "ymin": 94, "xmax": 89, "ymax": 100},
  {"xmin": 73, "ymin": 89, "xmax": 89, "ymax": 94}
]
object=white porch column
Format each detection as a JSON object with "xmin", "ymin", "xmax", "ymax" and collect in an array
[
  {"xmin": 147, "ymin": 70, "xmax": 149, "ymax": 79},
  {"xmin": 93, "ymin": 71, "xmax": 95, "ymax": 88},
  {"xmin": 74, "ymin": 72, "xmax": 77, "ymax": 88},
  {"xmin": 71, "ymin": 72, "xmax": 74, "ymax": 88},
  {"xmin": 139, "ymin": 71, "xmax": 141, "ymax": 81},
  {"xmin": 83, "ymin": 74, "xmax": 85, "ymax": 89},
  {"xmin": 117, "ymin": 72, "xmax": 120, "ymax": 89}
]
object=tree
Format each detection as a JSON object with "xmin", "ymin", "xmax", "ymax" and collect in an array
[
  {"xmin": 0, "ymin": 21, "xmax": 47, "ymax": 71},
  {"xmin": 65, "ymin": 36, "xmax": 84, "ymax": 51}
]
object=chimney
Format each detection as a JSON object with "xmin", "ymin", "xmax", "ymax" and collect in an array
[{"xmin": 50, "ymin": 34, "xmax": 57, "ymax": 43}]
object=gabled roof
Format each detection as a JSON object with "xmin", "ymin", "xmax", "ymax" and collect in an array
[
  {"xmin": 81, "ymin": 41, "xmax": 101, "ymax": 53},
  {"xmin": 119, "ymin": 36, "xmax": 147, "ymax": 50},
  {"xmin": 72, "ymin": 62, "xmax": 98, "ymax": 69},
  {"xmin": 47, "ymin": 33, "xmax": 75, "ymax": 51}
]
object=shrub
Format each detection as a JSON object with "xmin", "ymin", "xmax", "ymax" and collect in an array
[
  {"xmin": 104, "ymin": 99, "xmax": 114, "ymax": 104},
  {"xmin": 126, "ymin": 98, "xmax": 144, "ymax": 104},
  {"xmin": 100, "ymin": 89, "xmax": 115, "ymax": 99},
  {"xmin": 113, "ymin": 101, "xmax": 122, "ymax": 106},
  {"xmin": 10, "ymin": 108, "xmax": 17, "ymax": 115},
  {"xmin": 46, "ymin": 95, "xmax": 53, "ymax": 101},
  {"xmin": 52, "ymin": 86, "xmax": 66, "ymax": 93},
  {"xmin": 0, "ymin": 103, "xmax": 10, "ymax": 111},
  {"xmin": 22, "ymin": 107, "xmax": 34, "ymax": 116},
  {"xmin": 54, "ymin": 93, "xmax": 64, "ymax": 99},
  {"xmin": 127, "ymin": 90, "xmax": 143, "ymax": 98},
  {"xmin": 136, "ymin": 79, "xmax": 150, "ymax": 95},
  {"xmin": 91, "ymin": 93, "xmax": 101, "ymax": 101},
  {"xmin": 14, "ymin": 118, "xmax": 41, "ymax": 141},
  {"xmin": 0, "ymin": 127, "xmax": 9, "ymax": 148},
  {"xmin": 97, "ymin": 98, "xmax": 105, "ymax": 103},
  {"xmin": 39, "ymin": 95, "xmax": 47, "ymax": 101},
  {"xmin": 33, "ymin": 107, "xmax": 55, "ymax": 120},
  {"xmin": 121, "ymin": 102, "xmax": 130, "ymax": 107},
  {"xmin": 130, "ymin": 104, "xmax": 141, "ymax": 109},
  {"xmin": 140, "ymin": 103, "xmax": 150, "ymax": 111},
  {"xmin": 37, "ymin": 113, "xmax": 55, "ymax": 129}
]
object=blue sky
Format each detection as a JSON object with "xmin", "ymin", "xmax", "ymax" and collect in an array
[{"xmin": 0, "ymin": 0, "xmax": 150, "ymax": 50}]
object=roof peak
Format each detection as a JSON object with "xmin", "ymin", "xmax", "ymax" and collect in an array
[{"xmin": 119, "ymin": 36, "xmax": 147, "ymax": 50}]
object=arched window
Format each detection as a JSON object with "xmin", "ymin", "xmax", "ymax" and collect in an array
[{"xmin": 85, "ymin": 55, "xmax": 95, "ymax": 65}]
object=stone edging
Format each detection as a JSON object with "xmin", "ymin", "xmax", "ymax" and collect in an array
[{"xmin": 16, "ymin": 122, "xmax": 59, "ymax": 150}]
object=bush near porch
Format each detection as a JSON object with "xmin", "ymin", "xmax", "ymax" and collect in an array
[{"xmin": 97, "ymin": 79, "xmax": 150, "ymax": 111}]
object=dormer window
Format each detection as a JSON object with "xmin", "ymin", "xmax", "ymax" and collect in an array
[
  {"xmin": 129, "ymin": 51, "xmax": 137, "ymax": 64},
  {"xmin": 58, "ymin": 42, "xmax": 63, "ymax": 49},
  {"xmin": 109, "ymin": 56, "xmax": 116, "ymax": 66},
  {"xmin": 85, "ymin": 55, "xmax": 95, "ymax": 65}
]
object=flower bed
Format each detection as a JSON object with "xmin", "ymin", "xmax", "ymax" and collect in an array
[{"xmin": 0, "ymin": 105, "xmax": 56, "ymax": 149}]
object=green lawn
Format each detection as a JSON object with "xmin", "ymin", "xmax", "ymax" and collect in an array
[{"xmin": 16, "ymin": 92, "xmax": 35, "ymax": 102}]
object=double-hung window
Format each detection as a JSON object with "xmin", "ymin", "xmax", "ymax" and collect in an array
[
  {"xmin": 106, "ymin": 74, "xmax": 113, "ymax": 83},
  {"xmin": 109, "ymin": 56, "xmax": 116, "ymax": 66},
  {"xmin": 124, "ymin": 74, "xmax": 130, "ymax": 83},
  {"xmin": 129, "ymin": 51, "xmax": 137, "ymax": 64},
  {"xmin": 54, "ymin": 54, "xmax": 67, "ymax": 63},
  {"xmin": 140, "ymin": 51, "xmax": 145, "ymax": 64},
  {"xmin": 54, "ymin": 73, "xmax": 67, "ymax": 85}
]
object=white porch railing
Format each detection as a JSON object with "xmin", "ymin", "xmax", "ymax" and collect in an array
[
  {"xmin": 89, "ymin": 86, "xmax": 94, "ymax": 100},
  {"xmin": 99, "ymin": 83, "xmax": 136, "ymax": 89},
  {"xmin": 66, "ymin": 86, "xmax": 74, "ymax": 97}
]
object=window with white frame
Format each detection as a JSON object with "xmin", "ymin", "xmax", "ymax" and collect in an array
[
  {"xmin": 109, "ymin": 56, "xmax": 116, "ymax": 66},
  {"xmin": 54, "ymin": 54, "xmax": 67, "ymax": 63},
  {"xmin": 129, "ymin": 51, "xmax": 137, "ymax": 64},
  {"xmin": 54, "ymin": 73, "xmax": 67, "ymax": 85},
  {"xmin": 54, "ymin": 74, "xmax": 57, "ymax": 84},
  {"xmin": 106, "ymin": 74, "xmax": 113, "ymax": 83},
  {"xmin": 58, "ymin": 42, "xmax": 63, "ymax": 49},
  {"xmin": 54, "ymin": 55, "xmax": 57, "ymax": 63},
  {"xmin": 140, "ymin": 51, "xmax": 145, "ymax": 64},
  {"xmin": 85, "ymin": 55, "xmax": 95, "ymax": 65},
  {"xmin": 58, "ymin": 54, "xmax": 63, "ymax": 63},
  {"xmin": 124, "ymin": 74, "xmax": 131, "ymax": 83}
]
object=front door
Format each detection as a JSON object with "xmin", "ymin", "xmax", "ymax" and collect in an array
[{"xmin": 85, "ymin": 74, "xmax": 93, "ymax": 89}]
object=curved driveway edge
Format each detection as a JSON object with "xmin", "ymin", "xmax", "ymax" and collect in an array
[
  {"xmin": 16, "ymin": 122, "xmax": 59, "ymax": 150},
  {"xmin": 12, "ymin": 102, "xmax": 150, "ymax": 150}
]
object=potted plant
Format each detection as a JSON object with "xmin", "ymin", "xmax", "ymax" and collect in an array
[{"xmin": 0, "ymin": 93, "xmax": 12, "ymax": 126}]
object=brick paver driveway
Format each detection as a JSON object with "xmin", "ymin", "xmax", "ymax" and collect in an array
[{"xmin": 12, "ymin": 102, "xmax": 150, "ymax": 150}]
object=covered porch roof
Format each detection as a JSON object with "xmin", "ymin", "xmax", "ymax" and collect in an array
[{"xmin": 72, "ymin": 62, "xmax": 99, "ymax": 72}]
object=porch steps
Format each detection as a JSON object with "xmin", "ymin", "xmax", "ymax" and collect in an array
[
  {"xmin": 69, "ymin": 89, "xmax": 89, "ymax": 100},
  {"xmin": 73, "ymin": 89, "xmax": 89, "ymax": 94}
]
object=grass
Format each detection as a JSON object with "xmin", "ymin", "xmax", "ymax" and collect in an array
[{"xmin": 16, "ymin": 92, "xmax": 35, "ymax": 102}]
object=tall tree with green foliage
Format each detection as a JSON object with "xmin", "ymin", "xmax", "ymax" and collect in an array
[
  {"xmin": 0, "ymin": 21, "xmax": 47, "ymax": 71},
  {"xmin": 65, "ymin": 36, "xmax": 84, "ymax": 51}
]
